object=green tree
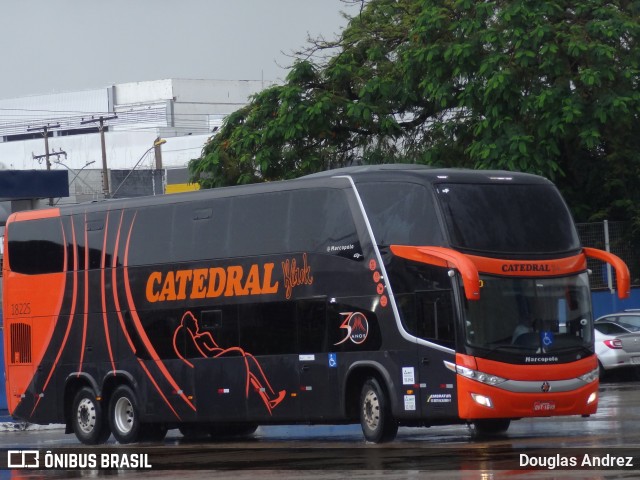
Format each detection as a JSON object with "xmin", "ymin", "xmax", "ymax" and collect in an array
[{"xmin": 189, "ymin": 0, "xmax": 640, "ymax": 224}]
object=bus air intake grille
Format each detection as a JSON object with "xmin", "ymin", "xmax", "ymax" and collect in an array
[{"xmin": 10, "ymin": 323, "xmax": 32, "ymax": 364}]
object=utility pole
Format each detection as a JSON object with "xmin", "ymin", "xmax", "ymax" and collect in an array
[
  {"xmin": 81, "ymin": 114, "xmax": 118, "ymax": 198},
  {"xmin": 33, "ymin": 148, "xmax": 67, "ymax": 164},
  {"xmin": 27, "ymin": 123, "xmax": 60, "ymax": 171}
]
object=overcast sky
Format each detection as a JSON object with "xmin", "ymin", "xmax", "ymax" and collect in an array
[{"xmin": 0, "ymin": 0, "xmax": 353, "ymax": 100}]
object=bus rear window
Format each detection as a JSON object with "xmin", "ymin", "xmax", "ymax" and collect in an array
[
  {"xmin": 7, "ymin": 218, "xmax": 65, "ymax": 275},
  {"xmin": 436, "ymin": 183, "xmax": 581, "ymax": 255}
]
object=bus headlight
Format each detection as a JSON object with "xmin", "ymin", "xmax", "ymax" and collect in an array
[
  {"xmin": 471, "ymin": 393, "xmax": 493, "ymax": 408},
  {"xmin": 444, "ymin": 361, "xmax": 507, "ymax": 386},
  {"xmin": 578, "ymin": 368, "xmax": 599, "ymax": 384}
]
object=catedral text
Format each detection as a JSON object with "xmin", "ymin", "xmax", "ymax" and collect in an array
[
  {"xmin": 501, "ymin": 263, "xmax": 551, "ymax": 272},
  {"xmin": 146, "ymin": 263, "xmax": 279, "ymax": 302}
]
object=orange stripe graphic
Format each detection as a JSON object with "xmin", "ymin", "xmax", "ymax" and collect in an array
[
  {"xmin": 123, "ymin": 213, "xmax": 196, "ymax": 412},
  {"xmin": 112, "ymin": 211, "xmax": 136, "ymax": 353},
  {"xmin": 111, "ymin": 211, "xmax": 185, "ymax": 417},
  {"xmin": 78, "ymin": 214, "xmax": 89, "ymax": 374},
  {"xmin": 136, "ymin": 358, "xmax": 181, "ymax": 420},
  {"xmin": 101, "ymin": 212, "xmax": 116, "ymax": 373},
  {"xmin": 32, "ymin": 218, "xmax": 79, "ymax": 416}
]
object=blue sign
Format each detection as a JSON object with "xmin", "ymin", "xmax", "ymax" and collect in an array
[
  {"xmin": 540, "ymin": 331, "xmax": 555, "ymax": 347},
  {"xmin": 328, "ymin": 353, "xmax": 337, "ymax": 368}
]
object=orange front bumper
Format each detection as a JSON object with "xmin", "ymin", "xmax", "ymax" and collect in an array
[
  {"xmin": 457, "ymin": 375, "xmax": 598, "ymax": 420},
  {"xmin": 455, "ymin": 353, "xmax": 599, "ymax": 420}
]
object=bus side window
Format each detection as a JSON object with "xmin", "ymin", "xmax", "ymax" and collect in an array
[
  {"xmin": 396, "ymin": 293, "xmax": 418, "ymax": 335},
  {"xmin": 228, "ymin": 193, "xmax": 290, "ymax": 257},
  {"xmin": 238, "ymin": 302, "xmax": 297, "ymax": 356},
  {"xmin": 297, "ymin": 300, "xmax": 328, "ymax": 353},
  {"xmin": 84, "ymin": 214, "xmax": 106, "ymax": 270},
  {"xmin": 399, "ymin": 291, "xmax": 455, "ymax": 348},
  {"xmin": 357, "ymin": 182, "xmax": 444, "ymax": 246},
  {"xmin": 201, "ymin": 309, "xmax": 222, "ymax": 330},
  {"xmin": 289, "ymin": 188, "xmax": 362, "ymax": 258},
  {"xmin": 201, "ymin": 307, "xmax": 238, "ymax": 348},
  {"xmin": 171, "ymin": 307, "xmax": 241, "ymax": 361}
]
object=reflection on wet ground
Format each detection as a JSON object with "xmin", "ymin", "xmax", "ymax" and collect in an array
[{"xmin": 1, "ymin": 378, "xmax": 640, "ymax": 479}]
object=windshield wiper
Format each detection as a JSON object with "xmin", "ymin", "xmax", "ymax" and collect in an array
[
  {"xmin": 482, "ymin": 343, "xmax": 536, "ymax": 356},
  {"xmin": 546, "ymin": 344, "xmax": 589, "ymax": 354}
]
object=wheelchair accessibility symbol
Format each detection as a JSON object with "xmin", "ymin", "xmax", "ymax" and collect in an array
[
  {"xmin": 328, "ymin": 353, "xmax": 337, "ymax": 368},
  {"xmin": 540, "ymin": 331, "xmax": 554, "ymax": 347}
]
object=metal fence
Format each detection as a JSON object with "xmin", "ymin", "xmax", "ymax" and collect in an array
[{"xmin": 576, "ymin": 221, "xmax": 640, "ymax": 290}]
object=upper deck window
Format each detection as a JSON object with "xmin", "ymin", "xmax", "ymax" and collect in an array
[
  {"xmin": 127, "ymin": 187, "xmax": 362, "ymax": 265},
  {"xmin": 436, "ymin": 183, "xmax": 580, "ymax": 255},
  {"xmin": 7, "ymin": 218, "xmax": 65, "ymax": 275},
  {"xmin": 357, "ymin": 182, "xmax": 444, "ymax": 246}
]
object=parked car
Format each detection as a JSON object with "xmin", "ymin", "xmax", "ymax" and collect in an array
[
  {"xmin": 595, "ymin": 310, "xmax": 640, "ymax": 332},
  {"xmin": 594, "ymin": 312, "xmax": 640, "ymax": 376}
]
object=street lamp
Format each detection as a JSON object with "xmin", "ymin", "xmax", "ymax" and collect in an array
[{"xmin": 110, "ymin": 138, "xmax": 166, "ymax": 199}]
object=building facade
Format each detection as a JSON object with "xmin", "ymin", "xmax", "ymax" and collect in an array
[{"xmin": 0, "ymin": 78, "xmax": 270, "ymax": 205}]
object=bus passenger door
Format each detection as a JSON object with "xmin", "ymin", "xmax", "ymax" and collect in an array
[
  {"xmin": 413, "ymin": 290, "xmax": 459, "ymax": 420},
  {"xmin": 297, "ymin": 299, "xmax": 337, "ymax": 421}
]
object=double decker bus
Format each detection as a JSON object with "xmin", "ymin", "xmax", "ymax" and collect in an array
[{"xmin": 3, "ymin": 165, "xmax": 629, "ymax": 444}]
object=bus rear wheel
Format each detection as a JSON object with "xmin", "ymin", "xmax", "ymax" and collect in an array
[
  {"xmin": 109, "ymin": 385, "xmax": 142, "ymax": 444},
  {"xmin": 71, "ymin": 387, "xmax": 111, "ymax": 445},
  {"xmin": 359, "ymin": 378, "xmax": 398, "ymax": 443}
]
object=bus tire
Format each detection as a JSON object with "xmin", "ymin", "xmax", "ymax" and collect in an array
[
  {"xmin": 359, "ymin": 378, "xmax": 398, "ymax": 443},
  {"xmin": 209, "ymin": 423, "xmax": 258, "ymax": 438},
  {"xmin": 179, "ymin": 424, "xmax": 211, "ymax": 440},
  {"xmin": 109, "ymin": 385, "xmax": 142, "ymax": 444},
  {"xmin": 71, "ymin": 387, "xmax": 111, "ymax": 445},
  {"xmin": 472, "ymin": 418, "xmax": 511, "ymax": 437},
  {"xmin": 139, "ymin": 423, "xmax": 168, "ymax": 442}
]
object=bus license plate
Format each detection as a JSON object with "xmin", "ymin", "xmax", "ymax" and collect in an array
[{"xmin": 533, "ymin": 401, "xmax": 556, "ymax": 412}]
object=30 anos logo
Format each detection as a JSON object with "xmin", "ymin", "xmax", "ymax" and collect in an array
[
  {"xmin": 7, "ymin": 450, "xmax": 39, "ymax": 468},
  {"xmin": 334, "ymin": 312, "xmax": 369, "ymax": 345}
]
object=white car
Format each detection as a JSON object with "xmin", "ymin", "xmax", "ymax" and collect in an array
[{"xmin": 594, "ymin": 319, "xmax": 640, "ymax": 375}]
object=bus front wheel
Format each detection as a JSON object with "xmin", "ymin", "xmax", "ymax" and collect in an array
[
  {"xmin": 139, "ymin": 423, "xmax": 168, "ymax": 442},
  {"xmin": 359, "ymin": 378, "xmax": 398, "ymax": 443},
  {"xmin": 471, "ymin": 418, "xmax": 511, "ymax": 437},
  {"xmin": 209, "ymin": 424, "xmax": 258, "ymax": 438},
  {"xmin": 71, "ymin": 387, "xmax": 111, "ymax": 445},
  {"xmin": 109, "ymin": 385, "xmax": 142, "ymax": 444}
]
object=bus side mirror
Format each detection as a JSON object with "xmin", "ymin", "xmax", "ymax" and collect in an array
[{"xmin": 583, "ymin": 247, "xmax": 631, "ymax": 299}]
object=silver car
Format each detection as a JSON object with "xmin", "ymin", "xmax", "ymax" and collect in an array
[{"xmin": 594, "ymin": 312, "xmax": 640, "ymax": 375}]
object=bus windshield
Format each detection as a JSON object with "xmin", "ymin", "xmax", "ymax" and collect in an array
[
  {"xmin": 462, "ymin": 273, "xmax": 593, "ymax": 355},
  {"xmin": 436, "ymin": 183, "xmax": 581, "ymax": 255}
]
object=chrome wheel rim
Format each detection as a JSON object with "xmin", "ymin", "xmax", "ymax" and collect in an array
[
  {"xmin": 77, "ymin": 398, "xmax": 96, "ymax": 434},
  {"xmin": 113, "ymin": 397, "xmax": 134, "ymax": 435},
  {"xmin": 363, "ymin": 389, "xmax": 380, "ymax": 431}
]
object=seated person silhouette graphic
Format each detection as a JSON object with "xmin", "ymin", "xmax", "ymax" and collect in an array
[{"xmin": 172, "ymin": 311, "xmax": 285, "ymax": 413}]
